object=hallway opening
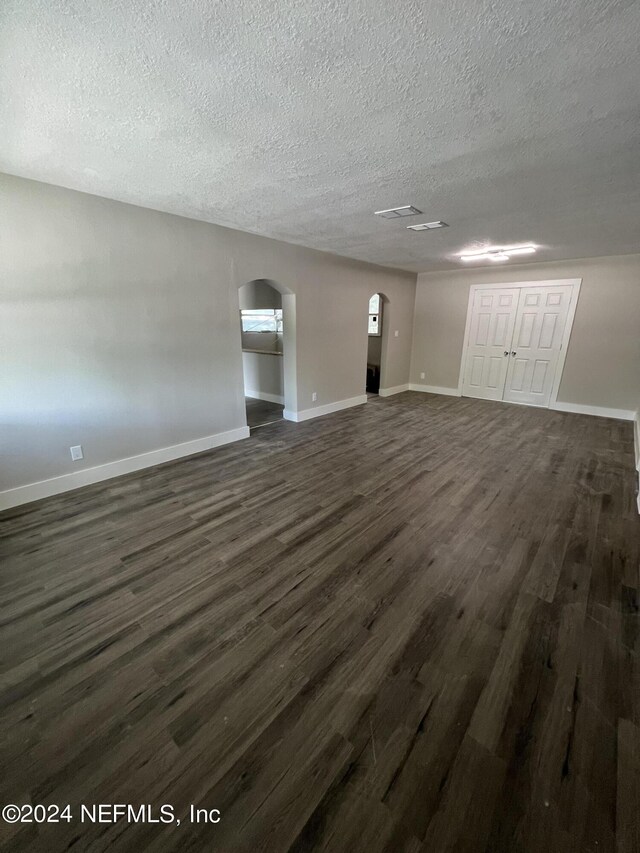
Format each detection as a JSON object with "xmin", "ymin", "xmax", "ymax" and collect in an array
[
  {"xmin": 239, "ymin": 279, "xmax": 296, "ymax": 428},
  {"xmin": 366, "ymin": 292, "xmax": 387, "ymax": 395}
]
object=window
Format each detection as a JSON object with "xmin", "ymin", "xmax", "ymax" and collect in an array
[
  {"xmin": 240, "ymin": 309, "xmax": 283, "ymax": 333},
  {"xmin": 368, "ymin": 294, "xmax": 382, "ymax": 336}
]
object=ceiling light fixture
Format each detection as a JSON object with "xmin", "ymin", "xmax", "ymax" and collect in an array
[
  {"xmin": 502, "ymin": 245, "xmax": 537, "ymax": 256},
  {"xmin": 374, "ymin": 205, "xmax": 422, "ymax": 219},
  {"xmin": 406, "ymin": 221, "xmax": 448, "ymax": 231},
  {"xmin": 459, "ymin": 244, "xmax": 536, "ymax": 262}
]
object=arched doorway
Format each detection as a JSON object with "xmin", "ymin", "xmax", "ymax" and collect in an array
[
  {"xmin": 366, "ymin": 292, "xmax": 389, "ymax": 394},
  {"xmin": 238, "ymin": 279, "xmax": 297, "ymax": 427}
]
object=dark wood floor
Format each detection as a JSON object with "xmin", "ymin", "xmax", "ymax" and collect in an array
[
  {"xmin": 245, "ymin": 396, "xmax": 284, "ymax": 429},
  {"xmin": 0, "ymin": 393, "xmax": 638, "ymax": 853}
]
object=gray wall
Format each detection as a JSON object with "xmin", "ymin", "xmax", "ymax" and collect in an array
[
  {"xmin": 238, "ymin": 280, "xmax": 283, "ymax": 310},
  {"xmin": 410, "ymin": 254, "xmax": 640, "ymax": 411},
  {"xmin": 0, "ymin": 173, "xmax": 416, "ymax": 493},
  {"xmin": 241, "ymin": 352, "xmax": 284, "ymax": 402},
  {"xmin": 367, "ymin": 335, "xmax": 382, "ymax": 368}
]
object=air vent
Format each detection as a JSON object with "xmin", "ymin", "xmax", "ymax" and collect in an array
[
  {"xmin": 407, "ymin": 221, "xmax": 448, "ymax": 231},
  {"xmin": 374, "ymin": 205, "xmax": 422, "ymax": 219}
]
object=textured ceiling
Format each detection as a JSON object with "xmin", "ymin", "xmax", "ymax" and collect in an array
[{"xmin": 1, "ymin": 0, "xmax": 639, "ymax": 272}]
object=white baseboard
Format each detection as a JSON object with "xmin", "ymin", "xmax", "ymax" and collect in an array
[
  {"xmin": 245, "ymin": 391, "xmax": 284, "ymax": 405},
  {"xmin": 551, "ymin": 401, "xmax": 635, "ymax": 421},
  {"xmin": 285, "ymin": 395, "xmax": 367, "ymax": 423},
  {"xmin": 378, "ymin": 384, "xmax": 409, "ymax": 398},
  {"xmin": 0, "ymin": 426, "xmax": 250, "ymax": 512},
  {"xmin": 408, "ymin": 383, "xmax": 462, "ymax": 397}
]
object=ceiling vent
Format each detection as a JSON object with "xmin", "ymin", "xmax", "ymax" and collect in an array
[
  {"xmin": 374, "ymin": 205, "xmax": 422, "ymax": 219},
  {"xmin": 407, "ymin": 221, "xmax": 448, "ymax": 231}
]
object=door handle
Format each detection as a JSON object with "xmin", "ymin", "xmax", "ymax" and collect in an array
[
  {"xmin": 511, "ymin": 351, "xmax": 517, "ymax": 356},
  {"xmin": 503, "ymin": 351, "xmax": 509, "ymax": 356}
]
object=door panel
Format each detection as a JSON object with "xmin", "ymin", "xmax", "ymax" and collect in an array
[
  {"xmin": 487, "ymin": 356, "xmax": 503, "ymax": 388},
  {"xmin": 510, "ymin": 357, "xmax": 527, "ymax": 391},
  {"xmin": 531, "ymin": 359, "xmax": 551, "ymax": 393},
  {"xmin": 462, "ymin": 288, "xmax": 519, "ymax": 401},
  {"xmin": 502, "ymin": 285, "xmax": 573, "ymax": 407},
  {"xmin": 539, "ymin": 313, "xmax": 558, "ymax": 348}
]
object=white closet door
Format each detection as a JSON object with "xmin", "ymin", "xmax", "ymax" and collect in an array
[
  {"xmin": 462, "ymin": 288, "xmax": 519, "ymax": 401},
  {"xmin": 503, "ymin": 284, "xmax": 573, "ymax": 407}
]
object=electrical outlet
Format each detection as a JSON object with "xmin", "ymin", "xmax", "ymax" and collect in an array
[
  {"xmin": 70, "ymin": 445, "xmax": 83, "ymax": 461},
  {"xmin": 420, "ymin": 372, "xmax": 425, "ymax": 380},
  {"xmin": 394, "ymin": 330, "xmax": 399, "ymax": 337},
  {"xmin": 311, "ymin": 392, "xmax": 317, "ymax": 402}
]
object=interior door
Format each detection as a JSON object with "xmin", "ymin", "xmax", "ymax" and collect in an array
[
  {"xmin": 462, "ymin": 288, "xmax": 519, "ymax": 401},
  {"xmin": 502, "ymin": 284, "xmax": 573, "ymax": 407}
]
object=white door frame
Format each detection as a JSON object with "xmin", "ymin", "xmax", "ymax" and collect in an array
[{"xmin": 457, "ymin": 278, "xmax": 582, "ymax": 407}]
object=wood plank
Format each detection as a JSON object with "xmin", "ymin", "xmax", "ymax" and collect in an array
[{"xmin": 0, "ymin": 392, "xmax": 637, "ymax": 852}]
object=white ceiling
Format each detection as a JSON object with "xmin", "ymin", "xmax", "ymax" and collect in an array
[{"xmin": 1, "ymin": 0, "xmax": 639, "ymax": 272}]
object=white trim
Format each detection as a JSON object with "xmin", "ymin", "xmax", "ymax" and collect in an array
[
  {"xmin": 378, "ymin": 384, "xmax": 409, "ymax": 397},
  {"xmin": 0, "ymin": 427, "xmax": 250, "ymax": 512},
  {"xmin": 457, "ymin": 278, "xmax": 582, "ymax": 407},
  {"xmin": 284, "ymin": 395, "xmax": 367, "ymax": 423},
  {"xmin": 245, "ymin": 391, "xmax": 284, "ymax": 405},
  {"xmin": 551, "ymin": 401, "xmax": 635, "ymax": 421},
  {"xmin": 408, "ymin": 383, "xmax": 462, "ymax": 397}
]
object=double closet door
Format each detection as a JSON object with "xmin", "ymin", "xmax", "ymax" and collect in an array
[{"xmin": 462, "ymin": 283, "xmax": 574, "ymax": 408}]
